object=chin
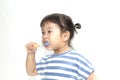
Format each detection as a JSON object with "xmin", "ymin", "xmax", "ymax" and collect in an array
[{"xmin": 44, "ymin": 46, "xmax": 53, "ymax": 51}]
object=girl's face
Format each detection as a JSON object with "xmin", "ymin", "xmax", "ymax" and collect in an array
[{"xmin": 41, "ymin": 22, "xmax": 66, "ymax": 51}]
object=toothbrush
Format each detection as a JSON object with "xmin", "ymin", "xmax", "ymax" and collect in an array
[
  {"xmin": 43, "ymin": 41, "xmax": 50, "ymax": 46},
  {"xmin": 34, "ymin": 41, "xmax": 50, "ymax": 48}
]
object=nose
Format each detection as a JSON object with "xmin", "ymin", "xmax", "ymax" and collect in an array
[{"xmin": 42, "ymin": 33, "xmax": 48, "ymax": 40}]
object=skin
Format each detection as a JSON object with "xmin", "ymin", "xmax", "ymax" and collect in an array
[
  {"xmin": 41, "ymin": 22, "xmax": 70, "ymax": 53},
  {"xmin": 25, "ymin": 22, "xmax": 97, "ymax": 80},
  {"xmin": 88, "ymin": 72, "xmax": 97, "ymax": 80}
]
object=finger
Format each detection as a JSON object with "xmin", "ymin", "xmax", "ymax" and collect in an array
[{"xmin": 34, "ymin": 44, "xmax": 40, "ymax": 48}]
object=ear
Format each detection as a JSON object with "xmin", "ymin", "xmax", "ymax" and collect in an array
[{"xmin": 62, "ymin": 31, "xmax": 70, "ymax": 41}]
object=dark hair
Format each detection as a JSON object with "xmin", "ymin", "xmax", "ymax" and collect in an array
[{"xmin": 40, "ymin": 13, "xmax": 81, "ymax": 47}]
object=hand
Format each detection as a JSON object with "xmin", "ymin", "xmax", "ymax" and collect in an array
[{"xmin": 25, "ymin": 42, "xmax": 39, "ymax": 54}]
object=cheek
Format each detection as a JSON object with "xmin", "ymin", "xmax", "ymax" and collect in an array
[
  {"xmin": 51, "ymin": 31, "xmax": 61, "ymax": 40},
  {"xmin": 50, "ymin": 35, "xmax": 62, "ymax": 43}
]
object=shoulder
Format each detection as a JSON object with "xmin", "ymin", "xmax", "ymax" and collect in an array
[{"xmin": 68, "ymin": 50, "xmax": 92, "ymax": 64}]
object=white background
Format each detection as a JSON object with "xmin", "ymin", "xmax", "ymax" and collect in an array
[{"xmin": 0, "ymin": 0, "xmax": 120, "ymax": 80}]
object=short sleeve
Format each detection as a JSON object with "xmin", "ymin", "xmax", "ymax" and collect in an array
[{"xmin": 77, "ymin": 56, "xmax": 95, "ymax": 80}]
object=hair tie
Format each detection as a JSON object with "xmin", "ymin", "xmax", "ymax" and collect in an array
[{"xmin": 74, "ymin": 23, "xmax": 81, "ymax": 29}]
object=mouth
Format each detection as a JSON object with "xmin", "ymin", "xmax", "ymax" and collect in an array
[{"xmin": 43, "ymin": 41, "xmax": 50, "ymax": 46}]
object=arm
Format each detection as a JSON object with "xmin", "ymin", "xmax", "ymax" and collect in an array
[
  {"xmin": 87, "ymin": 72, "xmax": 97, "ymax": 80},
  {"xmin": 26, "ymin": 53, "xmax": 38, "ymax": 76},
  {"xmin": 25, "ymin": 42, "xmax": 38, "ymax": 76}
]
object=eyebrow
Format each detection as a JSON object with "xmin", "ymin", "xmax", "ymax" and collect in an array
[{"xmin": 42, "ymin": 26, "xmax": 53, "ymax": 31}]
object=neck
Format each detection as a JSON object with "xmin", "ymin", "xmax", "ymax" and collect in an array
[{"xmin": 54, "ymin": 45, "xmax": 71, "ymax": 54}]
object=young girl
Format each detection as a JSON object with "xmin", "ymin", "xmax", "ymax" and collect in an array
[{"xmin": 25, "ymin": 13, "xmax": 96, "ymax": 80}]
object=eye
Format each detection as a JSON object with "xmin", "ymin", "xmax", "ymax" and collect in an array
[
  {"xmin": 42, "ymin": 31, "xmax": 45, "ymax": 34},
  {"xmin": 48, "ymin": 30, "xmax": 52, "ymax": 33}
]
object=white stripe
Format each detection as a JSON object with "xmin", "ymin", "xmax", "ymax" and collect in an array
[
  {"xmin": 77, "ymin": 68, "xmax": 89, "ymax": 78},
  {"xmin": 40, "ymin": 75, "xmax": 75, "ymax": 80}
]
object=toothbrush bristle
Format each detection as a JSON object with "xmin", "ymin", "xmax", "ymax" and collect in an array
[{"xmin": 44, "ymin": 41, "xmax": 50, "ymax": 46}]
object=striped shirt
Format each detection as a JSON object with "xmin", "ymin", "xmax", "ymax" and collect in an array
[{"xmin": 36, "ymin": 50, "xmax": 94, "ymax": 80}]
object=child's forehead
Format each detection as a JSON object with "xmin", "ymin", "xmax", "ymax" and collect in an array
[{"xmin": 41, "ymin": 22, "xmax": 60, "ymax": 30}]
